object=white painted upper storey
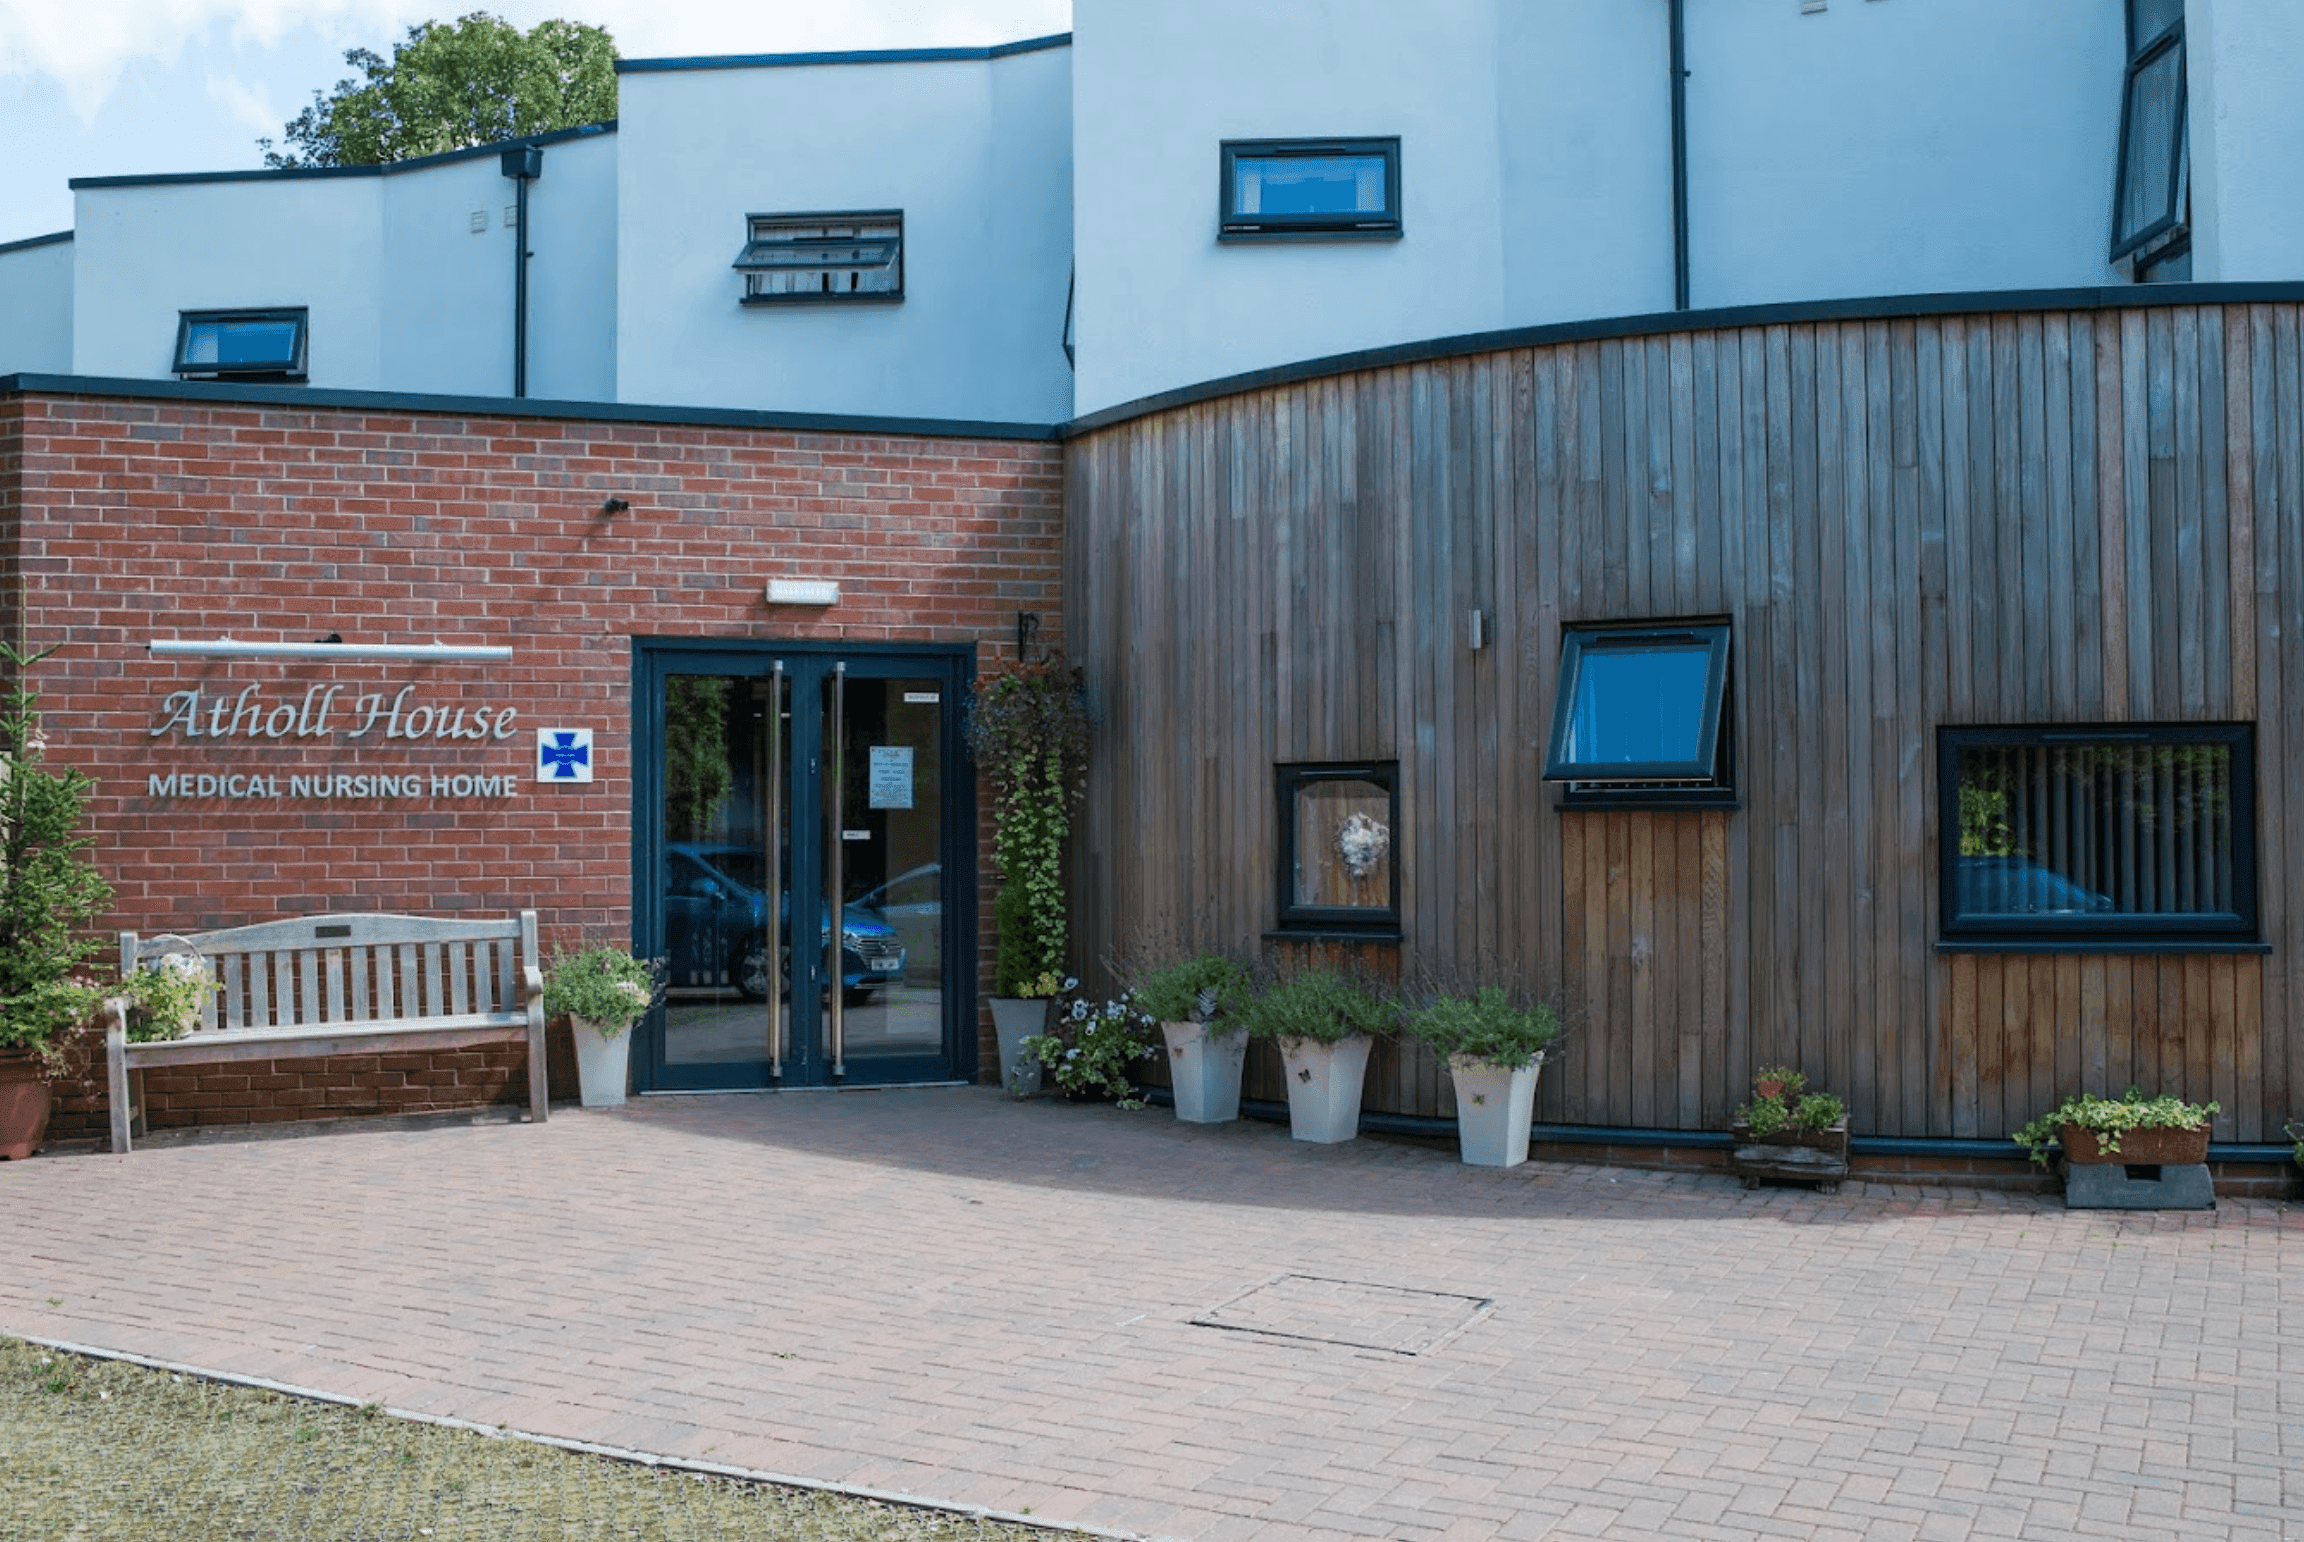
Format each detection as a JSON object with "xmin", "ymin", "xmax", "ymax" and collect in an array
[{"xmin": 0, "ymin": 0, "xmax": 2296, "ymax": 425}]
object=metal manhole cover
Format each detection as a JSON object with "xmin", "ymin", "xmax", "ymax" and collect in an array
[{"xmin": 1191, "ymin": 1274, "xmax": 1494, "ymax": 1355}]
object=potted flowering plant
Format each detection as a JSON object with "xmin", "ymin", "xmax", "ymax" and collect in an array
[
  {"xmin": 1021, "ymin": 983, "xmax": 1156, "ymax": 1107},
  {"xmin": 541, "ymin": 944, "xmax": 664, "ymax": 1107},
  {"xmin": 963, "ymin": 656, "xmax": 1091, "ymax": 1091},
  {"xmin": 1729, "ymin": 1067, "xmax": 1850, "ymax": 1190},
  {"xmin": 1406, "ymin": 986, "xmax": 1560, "ymax": 1168},
  {"xmin": 1134, "ymin": 952, "xmax": 1253, "ymax": 1123},
  {"xmin": 0, "ymin": 644, "xmax": 116, "ymax": 1160},
  {"xmin": 1237, "ymin": 969, "xmax": 1396, "ymax": 1144}
]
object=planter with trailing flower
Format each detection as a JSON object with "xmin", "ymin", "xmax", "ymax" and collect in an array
[
  {"xmin": 1239, "ymin": 970, "xmax": 1395, "ymax": 1144},
  {"xmin": 1729, "ymin": 1067, "xmax": 1849, "ymax": 1190},
  {"xmin": 542, "ymin": 945, "xmax": 663, "ymax": 1107},
  {"xmin": 1407, "ymin": 986, "xmax": 1561, "ymax": 1168},
  {"xmin": 0, "ymin": 643, "xmax": 116, "ymax": 1160},
  {"xmin": 1020, "ymin": 982, "xmax": 1156, "ymax": 1107},
  {"xmin": 964, "ymin": 657, "xmax": 1092, "ymax": 1096},
  {"xmin": 2014, "ymin": 1087, "xmax": 2219, "ymax": 1209},
  {"xmin": 1134, "ymin": 953, "xmax": 1253, "ymax": 1123}
]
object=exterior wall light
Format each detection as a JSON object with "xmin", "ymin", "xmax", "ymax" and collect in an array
[{"xmin": 765, "ymin": 579, "xmax": 840, "ymax": 606}]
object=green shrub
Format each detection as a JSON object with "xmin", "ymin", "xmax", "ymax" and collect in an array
[
  {"xmin": 541, "ymin": 945, "xmax": 662, "ymax": 1037},
  {"xmin": 1405, "ymin": 986, "xmax": 1560, "ymax": 1071},
  {"xmin": 1132, "ymin": 954, "xmax": 1251, "ymax": 1027},
  {"xmin": 1734, "ymin": 1069, "xmax": 1844, "ymax": 1137},
  {"xmin": 2011, "ymin": 1087, "xmax": 2219, "ymax": 1168},
  {"xmin": 1236, "ymin": 970, "xmax": 1395, "ymax": 1046}
]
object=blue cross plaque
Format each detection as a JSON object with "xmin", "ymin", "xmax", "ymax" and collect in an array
[{"xmin": 536, "ymin": 728, "xmax": 594, "ymax": 784}]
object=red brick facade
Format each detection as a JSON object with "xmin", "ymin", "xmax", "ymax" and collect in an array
[{"xmin": 1, "ymin": 390, "xmax": 1064, "ymax": 1141}]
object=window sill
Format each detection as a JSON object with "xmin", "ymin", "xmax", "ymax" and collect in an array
[
  {"xmin": 1558, "ymin": 793, "xmax": 1740, "ymax": 812},
  {"xmin": 1935, "ymin": 938, "xmax": 2271, "ymax": 957},
  {"xmin": 1263, "ymin": 926, "xmax": 1403, "ymax": 945},
  {"xmin": 1218, "ymin": 226, "xmax": 1403, "ymax": 244},
  {"xmin": 739, "ymin": 293, "xmax": 904, "ymax": 307}
]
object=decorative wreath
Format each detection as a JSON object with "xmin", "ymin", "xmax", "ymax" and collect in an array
[{"xmin": 1336, "ymin": 811, "xmax": 1391, "ymax": 882}]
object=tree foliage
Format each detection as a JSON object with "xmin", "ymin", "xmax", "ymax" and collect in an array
[
  {"xmin": 0, "ymin": 645, "xmax": 115, "ymax": 1066},
  {"xmin": 261, "ymin": 13, "xmax": 617, "ymax": 169}
]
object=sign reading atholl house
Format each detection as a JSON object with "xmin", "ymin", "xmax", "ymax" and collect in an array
[{"xmin": 144, "ymin": 682, "xmax": 526, "ymax": 802}]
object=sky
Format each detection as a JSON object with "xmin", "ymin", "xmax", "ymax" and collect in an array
[{"xmin": 0, "ymin": 0, "xmax": 1071, "ymax": 246}]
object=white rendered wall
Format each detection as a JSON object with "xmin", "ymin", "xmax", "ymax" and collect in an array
[
  {"xmin": 1073, "ymin": 0, "xmax": 2136, "ymax": 416},
  {"xmin": 524, "ymin": 132, "xmax": 617, "ymax": 402},
  {"xmin": 2185, "ymin": 0, "xmax": 2304, "ymax": 283},
  {"xmin": 1071, "ymin": 0, "xmax": 1512, "ymax": 417},
  {"xmin": 0, "ymin": 236, "xmax": 73, "ymax": 375},
  {"xmin": 615, "ymin": 45, "xmax": 1073, "ymax": 424},
  {"xmin": 72, "ymin": 178, "xmax": 387, "ymax": 387},
  {"xmin": 1684, "ymin": 0, "xmax": 2125, "ymax": 310}
]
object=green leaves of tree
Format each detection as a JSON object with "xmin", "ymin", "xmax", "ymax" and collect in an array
[{"xmin": 261, "ymin": 13, "xmax": 617, "ymax": 169}]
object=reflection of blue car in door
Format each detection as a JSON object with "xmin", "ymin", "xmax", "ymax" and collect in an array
[
  {"xmin": 1952, "ymin": 856, "xmax": 2117, "ymax": 915},
  {"xmin": 664, "ymin": 842, "xmax": 906, "ymax": 1003}
]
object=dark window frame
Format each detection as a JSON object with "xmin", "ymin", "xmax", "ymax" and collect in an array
[
  {"xmin": 1219, "ymin": 137, "xmax": 1402, "ymax": 242},
  {"xmin": 1935, "ymin": 722, "xmax": 2260, "ymax": 952},
  {"xmin": 1543, "ymin": 621, "xmax": 1736, "ymax": 809},
  {"xmin": 2109, "ymin": 3, "xmax": 2187, "ymax": 263},
  {"xmin": 733, "ymin": 209, "xmax": 905, "ymax": 306},
  {"xmin": 1271, "ymin": 760, "xmax": 1402, "ymax": 938},
  {"xmin": 172, "ymin": 307, "xmax": 308, "ymax": 382}
]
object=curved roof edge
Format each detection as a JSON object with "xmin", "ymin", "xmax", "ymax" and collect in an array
[
  {"xmin": 68, "ymin": 121, "xmax": 617, "ymax": 192},
  {"xmin": 0, "ymin": 230, "xmax": 73, "ymax": 256},
  {"xmin": 619, "ymin": 32, "xmax": 1070, "ymax": 75},
  {"xmin": 1061, "ymin": 281, "xmax": 2304, "ymax": 439},
  {"xmin": 0, "ymin": 374, "xmax": 1059, "ymax": 444}
]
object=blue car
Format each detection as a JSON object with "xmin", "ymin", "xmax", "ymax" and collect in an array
[
  {"xmin": 664, "ymin": 842, "xmax": 906, "ymax": 1003},
  {"xmin": 1953, "ymin": 856, "xmax": 2117, "ymax": 916}
]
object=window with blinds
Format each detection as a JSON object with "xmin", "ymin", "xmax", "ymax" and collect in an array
[
  {"xmin": 1937, "ymin": 724, "xmax": 2257, "ymax": 946},
  {"xmin": 733, "ymin": 212, "xmax": 903, "ymax": 304}
]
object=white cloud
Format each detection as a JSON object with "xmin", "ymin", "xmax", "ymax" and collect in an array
[
  {"xmin": 0, "ymin": 0, "xmax": 413, "ymax": 114},
  {"xmin": 203, "ymin": 71, "xmax": 276, "ymax": 136}
]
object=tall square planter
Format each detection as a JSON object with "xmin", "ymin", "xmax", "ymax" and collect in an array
[
  {"xmin": 1448, "ymin": 1054, "xmax": 1543, "ymax": 1168},
  {"xmin": 1276, "ymin": 1034, "xmax": 1372, "ymax": 1144},
  {"xmin": 989, "ymin": 997, "xmax": 1047, "ymax": 1096},
  {"xmin": 1160, "ymin": 1020, "xmax": 1247, "ymax": 1123}
]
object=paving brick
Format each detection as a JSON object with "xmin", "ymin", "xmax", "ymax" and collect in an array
[{"xmin": 2, "ymin": 1089, "xmax": 2301, "ymax": 1542}]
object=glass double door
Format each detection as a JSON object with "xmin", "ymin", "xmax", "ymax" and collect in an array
[{"xmin": 636, "ymin": 643, "xmax": 970, "ymax": 1090}]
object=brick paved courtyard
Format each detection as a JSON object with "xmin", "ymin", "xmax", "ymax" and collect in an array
[{"xmin": 3, "ymin": 1089, "xmax": 2299, "ymax": 1541}]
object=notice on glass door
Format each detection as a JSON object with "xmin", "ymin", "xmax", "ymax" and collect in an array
[{"xmin": 868, "ymin": 745, "xmax": 914, "ymax": 809}]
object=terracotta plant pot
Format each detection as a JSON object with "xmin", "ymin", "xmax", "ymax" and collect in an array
[
  {"xmin": 0, "ymin": 1048, "xmax": 55, "ymax": 1161},
  {"xmin": 2060, "ymin": 1123, "xmax": 2210, "ymax": 1165}
]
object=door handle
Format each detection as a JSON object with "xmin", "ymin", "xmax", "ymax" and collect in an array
[
  {"xmin": 828, "ymin": 660, "xmax": 847, "ymax": 1079},
  {"xmin": 768, "ymin": 659, "xmax": 785, "ymax": 1081}
]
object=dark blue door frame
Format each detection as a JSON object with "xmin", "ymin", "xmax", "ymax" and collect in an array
[{"xmin": 630, "ymin": 638, "xmax": 978, "ymax": 1091}]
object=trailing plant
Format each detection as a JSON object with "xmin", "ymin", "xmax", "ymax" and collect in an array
[
  {"xmin": 2011, "ymin": 1087, "xmax": 2219, "ymax": 1168},
  {"xmin": 116, "ymin": 951, "xmax": 218, "ymax": 1044},
  {"xmin": 965, "ymin": 659, "xmax": 1091, "ymax": 998},
  {"xmin": 1236, "ymin": 970, "xmax": 1396, "ymax": 1047},
  {"xmin": 1406, "ymin": 986, "xmax": 1561, "ymax": 1071},
  {"xmin": 0, "ymin": 644, "xmax": 116, "ymax": 1073},
  {"xmin": 1133, "ymin": 953, "xmax": 1252, "ymax": 1029},
  {"xmin": 1020, "ymin": 985, "xmax": 1155, "ymax": 1107},
  {"xmin": 541, "ymin": 944, "xmax": 664, "ymax": 1037},
  {"xmin": 2287, "ymin": 1119, "xmax": 2303, "ymax": 1172},
  {"xmin": 1735, "ymin": 1070, "xmax": 1844, "ymax": 1137}
]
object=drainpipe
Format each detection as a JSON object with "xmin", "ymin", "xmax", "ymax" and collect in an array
[
  {"xmin": 500, "ymin": 145, "xmax": 544, "ymax": 397},
  {"xmin": 1669, "ymin": 0, "xmax": 1690, "ymax": 310}
]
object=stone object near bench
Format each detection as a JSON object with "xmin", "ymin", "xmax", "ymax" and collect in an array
[{"xmin": 106, "ymin": 911, "xmax": 548, "ymax": 1154}]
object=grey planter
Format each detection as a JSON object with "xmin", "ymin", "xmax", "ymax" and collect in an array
[{"xmin": 1160, "ymin": 1019, "xmax": 1248, "ymax": 1123}]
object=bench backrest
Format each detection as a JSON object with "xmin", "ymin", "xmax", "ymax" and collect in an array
[{"xmin": 121, "ymin": 912, "xmax": 541, "ymax": 1035}]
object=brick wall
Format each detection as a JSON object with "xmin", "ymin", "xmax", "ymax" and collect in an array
[{"xmin": 4, "ymin": 391, "xmax": 1064, "ymax": 1141}]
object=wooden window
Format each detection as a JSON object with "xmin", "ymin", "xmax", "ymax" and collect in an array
[
  {"xmin": 734, "ymin": 212, "xmax": 903, "ymax": 304},
  {"xmin": 1274, "ymin": 762, "xmax": 1399, "ymax": 936},
  {"xmin": 1220, "ymin": 138, "xmax": 1401, "ymax": 240},
  {"xmin": 173, "ymin": 308, "xmax": 307, "ymax": 381},
  {"xmin": 1937, "ymin": 724, "xmax": 2259, "ymax": 949},
  {"xmin": 1543, "ymin": 622, "xmax": 1734, "ymax": 808}
]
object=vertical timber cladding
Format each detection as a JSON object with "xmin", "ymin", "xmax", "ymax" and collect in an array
[
  {"xmin": 8, "ymin": 391, "xmax": 1063, "ymax": 1138},
  {"xmin": 1067, "ymin": 303, "xmax": 2304, "ymax": 1142}
]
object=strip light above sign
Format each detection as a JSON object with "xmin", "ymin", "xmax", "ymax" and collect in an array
[{"xmin": 150, "ymin": 639, "xmax": 514, "ymax": 662}]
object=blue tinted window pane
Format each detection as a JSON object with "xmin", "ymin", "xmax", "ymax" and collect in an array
[
  {"xmin": 1564, "ymin": 644, "xmax": 1711, "ymax": 766},
  {"xmin": 184, "ymin": 318, "xmax": 300, "ymax": 369},
  {"xmin": 2128, "ymin": 0, "xmax": 2182, "ymax": 49},
  {"xmin": 2115, "ymin": 44, "xmax": 2183, "ymax": 248},
  {"xmin": 1232, "ymin": 154, "xmax": 1388, "ymax": 217}
]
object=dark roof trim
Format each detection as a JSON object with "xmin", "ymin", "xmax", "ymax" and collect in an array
[
  {"xmin": 618, "ymin": 32, "xmax": 1069, "ymax": 74},
  {"xmin": 1061, "ymin": 280, "xmax": 2304, "ymax": 438},
  {"xmin": 0, "ymin": 230, "xmax": 73, "ymax": 256},
  {"xmin": 68, "ymin": 121, "xmax": 616, "ymax": 192},
  {"xmin": 0, "ymin": 373, "xmax": 1058, "ymax": 443}
]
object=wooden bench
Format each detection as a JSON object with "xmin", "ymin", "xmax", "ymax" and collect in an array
[{"xmin": 106, "ymin": 911, "xmax": 548, "ymax": 1153}]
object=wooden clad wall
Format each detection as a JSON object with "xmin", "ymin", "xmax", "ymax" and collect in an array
[{"xmin": 1065, "ymin": 303, "xmax": 2304, "ymax": 1141}]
